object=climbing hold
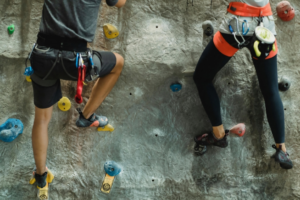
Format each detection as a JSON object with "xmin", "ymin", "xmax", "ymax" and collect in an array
[
  {"xmin": 104, "ymin": 161, "xmax": 122, "ymax": 176},
  {"xmin": 7, "ymin": 24, "xmax": 15, "ymax": 35},
  {"xmin": 276, "ymin": 1, "xmax": 295, "ymax": 22},
  {"xmin": 101, "ymin": 161, "xmax": 122, "ymax": 194},
  {"xmin": 202, "ymin": 20, "xmax": 214, "ymax": 36},
  {"xmin": 26, "ymin": 76, "xmax": 32, "ymax": 82},
  {"xmin": 0, "ymin": 118, "xmax": 23, "ymax": 142},
  {"xmin": 279, "ymin": 77, "xmax": 291, "ymax": 91},
  {"xmin": 170, "ymin": 83, "xmax": 182, "ymax": 92},
  {"xmin": 229, "ymin": 123, "xmax": 246, "ymax": 137},
  {"xmin": 103, "ymin": 24, "xmax": 119, "ymax": 39},
  {"xmin": 101, "ymin": 174, "xmax": 115, "ymax": 194},
  {"xmin": 58, "ymin": 97, "xmax": 71, "ymax": 111},
  {"xmin": 97, "ymin": 124, "xmax": 114, "ymax": 132}
]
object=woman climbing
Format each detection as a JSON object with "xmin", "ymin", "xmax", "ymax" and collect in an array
[{"xmin": 193, "ymin": 0, "xmax": 293, "ymax": 169}]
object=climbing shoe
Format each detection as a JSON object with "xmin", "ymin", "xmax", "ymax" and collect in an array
[
  {"xmin": 29, "ymin": 167, "xmax": 54, "ymax": 200},
  {"xmin": 194, "ymin": 130, "xmax": 229, "ymax": 148},
  {"xmin": 194, "ymin": 144, "xmax": 207, "ymax": 156},
  {"xmin": 34, "ymin": 171, "xmax": 48, "ymax": 188},
  {"xmin": 271, "ymin": 145, "xmax": 293, "ymax": 169},
  {"xmin": 76, "ymin": 108, "xmax": 108, "ymax": 127}
]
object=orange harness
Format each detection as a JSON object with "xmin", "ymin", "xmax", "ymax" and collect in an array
[
  {"xmin": 227, "ymin": 2, "xmax": 273, "ymax": 17},
  {"xmin": 212, "ymin": 2, "xmax": 277, "ymax": 59}
]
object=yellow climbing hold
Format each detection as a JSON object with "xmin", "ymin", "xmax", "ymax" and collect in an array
[
  {"xmin": 57, "ymin": 97, "xmax": 71, "ymax": 111},
  {"xmin": 103, "ymin": 24, "xmax": 119, "ymax": 39},
  {"xmin": 26, "ymin": 76, "xmax": 32, "ymax": 82},
  {"xmin": 101, "ymin": 174, "xmax": 115, "ymax": 194},
  {"xmin": 37, "ymin": 182, "xmax": 49, "ymax": 200},
  {"xmin": 97, "ymin": 124, "xmax": 115, "ymax": 132}
]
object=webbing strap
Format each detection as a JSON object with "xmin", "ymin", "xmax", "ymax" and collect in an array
[
  {"xmin": 75, "ymin": 64, "xmax": 87, "ymax": 104},
  {"xmin": 227, "ymin": 2, "xmax": 273, "ymax": 17},
  {"xmin": 31, "ymin": 74, "xmax": 58, "ymax": 87}
]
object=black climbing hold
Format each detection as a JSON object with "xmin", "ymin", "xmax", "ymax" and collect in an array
[
  {"xmin": 202, "ymin": 20, "xmax": 214, "ymax": 36},
  {"xmin": 278, "ymin": 77, "xmax": 291, "ymax": 91},
  {"xmin": 170, "ymin": 83, "xmax": 182, "ymax": 92}
]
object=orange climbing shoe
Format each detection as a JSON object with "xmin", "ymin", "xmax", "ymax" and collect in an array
[
  {"xmin": 75, "ymin": 108, "xmax": 108, "ymax": 127},
  {"xmin": 229, "ymin": 123, "xmax": 246, "ymax": 137}
]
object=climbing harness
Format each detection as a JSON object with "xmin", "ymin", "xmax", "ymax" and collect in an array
[
  {"xmin": 227, "ymin": 2, "xmax": 273, "ymax": 17},
  {"xmin": 24, "ymin": 43, "xmax": 36, "ymax": 71}
]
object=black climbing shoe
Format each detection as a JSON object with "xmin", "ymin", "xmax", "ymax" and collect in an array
[
  {"xmin": 34, "ymin": 172, "xmax": 47, "ymax": 188},
  {"xmin": 75, "ymin": 108, "xmax": 108, "ymax": 127},
  {"xmin": 194, "ymin": 144, "xmax": 207, "ymax": 156},
  {"xmin": 194, "ymin": 130, "xmax": 229, "ymax": 148},
  {"xmin": 271, "ymin": 145, "xmax": 293, "ymax": 169}
]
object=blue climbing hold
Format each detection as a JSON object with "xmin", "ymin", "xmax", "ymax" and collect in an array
[
  {"xmin": 170, "ymin": 83, "xmax": 182, "ymax": 92},
  {"xmin": 0, "ymin": 119, "xmax": 24, "ymax": 142},
  {"xmin": 24, "ymin": 66, "xmax": 34, "ymax": 76},
  {"xmin": 104, "ymin": 161, "xmax": 122, "ymax": 176}
]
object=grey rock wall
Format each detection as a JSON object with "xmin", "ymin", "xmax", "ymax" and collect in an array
[{"xmin": 0, "ymin": 0, "xmax": 300, "ymax": 199}]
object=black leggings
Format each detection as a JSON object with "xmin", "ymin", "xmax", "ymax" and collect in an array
[{"xmin": 193, "ymin": 34, "xmax": 285, "ymax": 143}]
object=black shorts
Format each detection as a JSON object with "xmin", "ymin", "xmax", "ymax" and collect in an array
[{"xmin": 31, "ymin": 45, "xmax": 116, "ymax": 109}]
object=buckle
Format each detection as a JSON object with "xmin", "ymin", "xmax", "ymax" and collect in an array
[{"xmin": 230, "ymin": 6, "xmax": 237, "ymax": 12}]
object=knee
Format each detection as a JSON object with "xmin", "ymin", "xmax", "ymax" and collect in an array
[
  {"xmin": 112, "ymin": 53, "xmax": 124, "ymax": 74},
  {"xmin": 193, "ymin": 71, "xmax": 209, "ymax": 86},
  {"xmin": 115, "ymin": 0, "xmax": 126, "ymax": 8},
  {"xmin": 34, "ymin": 109, "xmax": 52, "ymax": 125},
  {"xmin": 34, "ymin": 116, "xmax": 51, "ymax": 126}
]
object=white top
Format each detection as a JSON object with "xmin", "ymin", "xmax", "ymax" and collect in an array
[
  {"xmin": 241, "ymin": 0, "xmax": 269, "ymax": 7},
  {"xmin": 219, "ymin": 0, "xmax": 276, "ymax": 36}
]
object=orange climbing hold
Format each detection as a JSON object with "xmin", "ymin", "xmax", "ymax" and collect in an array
[
  {"xmin": 276, "ymin": 1, "xmax": 295, "ymax": 21},
  {"xmin": 230, "ymin": 123, "xmax": 246, "ymax": 137}
]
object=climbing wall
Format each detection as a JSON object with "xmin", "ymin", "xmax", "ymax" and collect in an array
[{"xmin": 1, "ymin": 0, "xmax": 300, "ymax": 199}]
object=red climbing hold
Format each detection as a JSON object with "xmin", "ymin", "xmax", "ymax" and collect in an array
[
  {"xmin": 276, "ymin": 1, "xmax": 295, "ymax": 22},
  {"xmin": 230, "ymin": 123, "xmax": 246, "ymax": 137}
]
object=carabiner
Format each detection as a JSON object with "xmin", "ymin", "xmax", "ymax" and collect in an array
[
  {"xmin": 75, "ymin": 53, "xmax": 79, "ymax": 68},
  {"xmin": 242, "ymin": 20, "xmax": 249, "ymax": 36}
]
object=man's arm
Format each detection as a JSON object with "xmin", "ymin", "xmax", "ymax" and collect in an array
[{"xmin": 106, "ymin": 0, "xmax": 126, "ymax": 8}]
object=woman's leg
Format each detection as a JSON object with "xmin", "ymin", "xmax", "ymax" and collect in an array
[
  {"xmin": 193, "ymin": 39, "xmax": 232, "ymax": 138},
  {"xmin": 252, "ymin": 56, "xmax": 286, "ymax": 151}
]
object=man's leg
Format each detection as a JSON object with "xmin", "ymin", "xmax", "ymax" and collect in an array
[
  {"xmin": 82, "ymin": 53, "xmax": 124, "ymax": 119},
  {"xmin": 32, "ymin": 106, "xmax": 53, "ymax": 175}
]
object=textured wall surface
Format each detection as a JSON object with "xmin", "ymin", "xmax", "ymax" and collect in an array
[{"xmin": 1, "ymin": 0, "xmax": 300, "ymax": 199}]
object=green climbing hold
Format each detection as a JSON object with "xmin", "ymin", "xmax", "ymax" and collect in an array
[{"xmin": 7, "ymin": 24, "xmax": 15, "ymax": 34}]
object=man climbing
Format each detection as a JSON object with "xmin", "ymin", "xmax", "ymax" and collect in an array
[
  {"xmin": 193, "ymin": 0, "xmax": 293, "ymax": 169},
  {"xmin": 30, "ymin": 0, "xmax": 126, "ymax": 198}
]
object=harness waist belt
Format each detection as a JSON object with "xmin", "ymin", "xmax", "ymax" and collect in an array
[
  {"xmin": 37, "ymin": 32, "xmax": 87, "ymax": 52},
  {"xmin": 227, "ymin": 2, "xmax": 273, "ymax": 17}
]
